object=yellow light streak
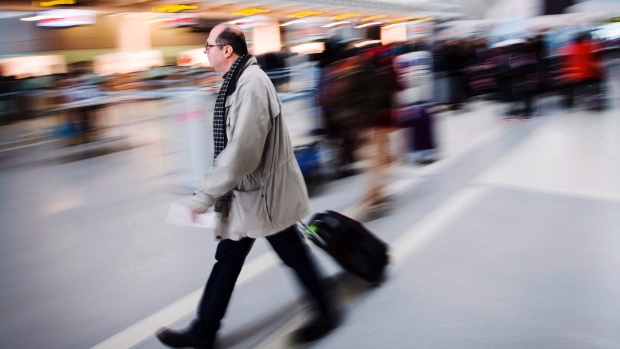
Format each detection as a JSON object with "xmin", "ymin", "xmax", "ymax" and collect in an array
[
  {"xmin": 361, "ymin": 15, "xmax": 387, "ymax": 22},
  {"xmin": 288, "ymin": 11, "xmax": 322, "ymax": 19},
  {"xmin": 355, "ymin": 21, "xmax": 383, "ymax": 28},
  {"xmin": 388, "ymin": 16, "xmax": 415, "ymax": 24},
  {"xmin": 331, "ymin": 13, "xmax": 361, "ymax": 21},
  {"xmin": 34, "ymin": 0, "xmax": 75, "ymax": 7},
  {"xmin": 231, "ymin": 8, "xmax": 270, "ymax": 16},
  {"xmin": 322, "ymin": 20, "xmax": 351, "ymax": 28},
  {"xmin": 152, "ymin": 4, "xmax": 198, "ymax": 13}
]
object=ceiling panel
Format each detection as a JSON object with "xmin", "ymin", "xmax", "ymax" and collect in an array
[{"xmin": 1, "ymin": 0, "xmax": 466, "ymax": 20}]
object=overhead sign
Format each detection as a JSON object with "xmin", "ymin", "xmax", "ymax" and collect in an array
[
  {"xmin": 35, "ymin": 9, "xmax": 96, "ymax": 28},
  {"xmin": 362, "ymin": 15, "xmax": 387, "ymax": 22},
  {"xmin": 158, "ymin": 14, "xmax": 198, "ymax": 28},
  {"xmin": 288, "ymin": 11, "xmax": 322, "ymax": 19},
  {"xmin": 231, "ymin": 8, "xmax": 270, "ymax": 16},
  {"xmin": 153, "ymin": 4, "xmax": 198, "ymax": 13},
  {"xmin": 229, "ymin": 15, "xmax": 270, "ymax": 29},
  {"xmin": 331, "ymin": 13, "xmax": 361, "ymax": 21},
  {"xmin": 177, "ymin": 48, "xmax": 210, "ymax": 67},
  {"xmin": 33, "ymin": 0, "xmax": 75, "ymax": 7}
]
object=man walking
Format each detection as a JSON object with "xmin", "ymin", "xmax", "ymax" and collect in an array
[{"xmin": 156, "ymin": 23, "xmax": 337, "ymax": 349}]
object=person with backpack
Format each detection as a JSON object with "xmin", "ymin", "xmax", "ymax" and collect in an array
[
  {"xmin": 317, "ymin": 39, "xmax": 368, "ymax": 177},
  {"xmin": 346, "ymin": 44, "xmax": 399, "ymax": 221}
]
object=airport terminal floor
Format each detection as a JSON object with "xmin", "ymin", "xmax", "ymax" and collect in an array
[{"xmin": 1, "ymin": 64, "xmax": 619, "ymax": 349}]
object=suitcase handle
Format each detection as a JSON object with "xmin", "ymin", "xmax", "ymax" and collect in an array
[
  {"xmin": 325, "ymin": 210, "xmax": 364, "ymax": 228},
  {"xmin": 296, "ymin": 221, "xmax": 328, "ymax": 249}
]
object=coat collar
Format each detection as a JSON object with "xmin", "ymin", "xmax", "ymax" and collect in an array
[{"xmin": 223, "ymin": 55, "xmax": 256, "ymax": 96}]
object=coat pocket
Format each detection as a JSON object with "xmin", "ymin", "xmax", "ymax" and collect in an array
[{"xmin": 231, "ymin": 188, "xmax": 272, "ymax": 233}]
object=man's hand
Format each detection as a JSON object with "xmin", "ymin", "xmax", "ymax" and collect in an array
[{"xmin": 190, "ymin": 210, "xmax": 200, "ymax": 223}]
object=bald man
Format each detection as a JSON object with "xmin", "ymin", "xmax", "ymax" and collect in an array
[{"xmin": 155, "ymin": 23, "xmax": 338, "ymax": 349}]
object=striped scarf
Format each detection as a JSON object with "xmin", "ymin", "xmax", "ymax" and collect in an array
[{"xmin": 212, "ymin": 53, "xmax": 251, "ymax": 217}]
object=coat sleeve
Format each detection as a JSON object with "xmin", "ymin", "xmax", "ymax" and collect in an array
[{"xmin": 189, "ymin": 74, "xmax": 274, "ymax": 213}]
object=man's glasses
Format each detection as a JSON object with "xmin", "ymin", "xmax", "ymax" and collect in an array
[{"xmin": 204, "ymin": 43, "xmax": 226, "ymax": 52}]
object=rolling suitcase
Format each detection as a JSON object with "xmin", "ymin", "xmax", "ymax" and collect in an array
[
  {"xmin": 396, "ymin": 103, "xmax": 437, "ymax": 164},
  {"xmin": 299, "ymin": 210, "xmax": 389, "ymax": 285}
]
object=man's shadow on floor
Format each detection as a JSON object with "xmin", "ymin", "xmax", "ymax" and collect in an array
[{"xmin": 217, "ymin": 271, "xmax": 386, "ymax": 349}]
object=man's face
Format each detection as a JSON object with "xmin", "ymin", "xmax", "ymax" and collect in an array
[{"xmin": 205, "ymin": 26, "xmax": 225, "ymax": 74}]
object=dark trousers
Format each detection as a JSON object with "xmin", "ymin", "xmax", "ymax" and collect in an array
[
  {"xmin": 191, "ymin": 225, "xmax": 331, "ymax": 340},
  {"xmin": 562, "ymin": 79, "xmax": 603, "ymax": 109},
  {"xmin": 561, "ymin": 81, "xmax": 579, "ymax": 109}
]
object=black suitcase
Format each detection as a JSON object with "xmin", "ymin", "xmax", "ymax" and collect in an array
[
  {"xmin": 299, "ymin": 210, "xmax": 389, "ymax": 285},
  {"xmin": 396, "ymin": 104, "xmax": 437, "ymax": 164},
  {"xmin": 396, "ymin": 104, "xmax": 436, "ymax": 151},
  {"xmin": 410, "ymin": 106, "xmax": 435, "ymax": 153}
]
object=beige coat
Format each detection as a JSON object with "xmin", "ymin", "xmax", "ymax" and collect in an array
[{"xmin": 189, "ymin": 57, "xmax": 310, "ymax": 240}]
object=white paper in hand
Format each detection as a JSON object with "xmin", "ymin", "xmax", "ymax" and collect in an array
[{"xmin": 166, "ymin": 204, "xmax": 217, "ymax": 229}]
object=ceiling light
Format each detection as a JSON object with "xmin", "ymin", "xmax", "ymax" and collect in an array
[
  {"xmin": 34, "ymin": 0, "xmax": 75, "ymax": 7},
  {"xmin": 388, "ymin": 16, "xmax": 415, "ymax": 24},
  {"xmin": 152, "ymin": 4, "xmax": 198, "ymax": 13},
  {"xmin": 280, "ymin": 19, "xmax": 306, "ymax": 26},
  {"xmin": 231, "ymin": 8, "xmax": 270, "ymax": 16},
  {"xmin": 322, "ymin": 21, "xmax": 351, "ymax": 28},
  {"xmin": 355, "ymin": 21, "xmax": 384, "ymax": 28},
  {"xmin": 288, "ymin": 11, "xmax": 322, "ymax": 19},
  {"xmin": 383, "ymin": 22, "xmax": 408, "ymax": 29},
  {"xmin": 145, "ymin": 18, "xmax": 165, "ymax": 24},
  {"xmin": 20, "ymin": 16, "xmax": 42, "ymax": 21},
  {"xmin": 332, "ymin": 13, "xmax": 361, "ymax": 21},
  {"xmin": 411, "ymin": 17, "xmax": 435, "ymax": 23},
  {"xmin": 361, "ymin": 15, "xmax": 387, "ymax": 22},
  {"xmin": 353, "ymin": 40, "xmax": 381, "ymax": 47}
]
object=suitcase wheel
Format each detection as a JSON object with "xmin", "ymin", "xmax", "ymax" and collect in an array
[{"xmin": 370, "ymin": 267, "xmax": 388, "ymax": 287}]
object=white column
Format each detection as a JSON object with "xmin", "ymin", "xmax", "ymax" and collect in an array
[
  {"xmin": 381, "ymin": 24, "xmax": 407, "ymax": 45},
  {"xmin": 251, "ymin": 20, "xmax": 281, "ymax": 55},
  {"xmin": 116, "ymin": 14, "xmax": 152, "ymax": 52}
]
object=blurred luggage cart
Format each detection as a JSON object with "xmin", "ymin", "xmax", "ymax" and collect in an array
[{"xmin": 282, "ymin": 89, "xmax": 339, "ymax": 185}]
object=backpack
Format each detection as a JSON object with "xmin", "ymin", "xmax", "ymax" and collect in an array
[{"xmin": 318, "ymin": 56, "xmax": 369, "ymax": 128}]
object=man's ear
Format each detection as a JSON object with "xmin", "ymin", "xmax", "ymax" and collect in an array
[{"xmin": 224, "ymin": 45, "xmax": 234, "ymax": 58}]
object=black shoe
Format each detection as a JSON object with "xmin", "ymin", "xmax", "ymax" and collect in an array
[
  {"xmin": 291, "ymin": 315, "xmax": 338, "ymax": 343},
  {"xmin": 155, "ymin": 327, "xmax": 214, "ymax": 349}
]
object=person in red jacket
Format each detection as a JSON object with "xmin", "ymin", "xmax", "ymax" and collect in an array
[{"xmin": 559, "ymin": 33, "xmax": 604, "ymax": 109}]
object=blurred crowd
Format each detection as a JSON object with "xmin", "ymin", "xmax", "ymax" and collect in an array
[
  {"xmin": 0, "ymin": 27, "xmax": 613, "ymax": 221},
  {"xmin": 435, "ymin": 32, "xmax": 605, "ymax": 116},
  {"xmin": 307, "ymin": 30, "xmax": 609, "ymax": 220}
]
